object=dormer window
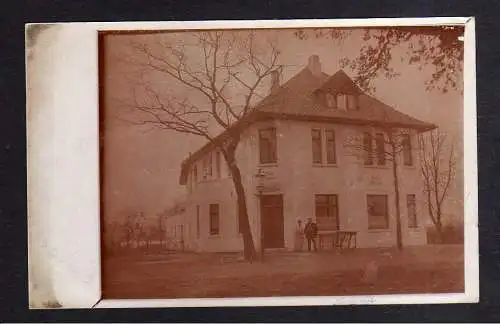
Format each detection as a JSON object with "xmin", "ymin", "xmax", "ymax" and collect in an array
[
  {"xmin": 337, "ymin": 93, "xmax": 358, "ymax": 110},
  {"xmin": 347, "ymin": 94, "xmax": 358, "ymax": 110},
  {"xmin": 325, "ymin": 92, "xmax": 336, "ymax": 108},
  {"xmin": 337, "ymin": 93, "xmax": 347, "ymax": 110}
]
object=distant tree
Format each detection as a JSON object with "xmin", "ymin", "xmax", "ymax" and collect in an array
[
  {"xmin": 121, "ymin": 31, "xmax": 282, "ymax": 261},
  {"xmin": 157, "ymin": 213, "xmax": 166, "ymax": 248},
  {"xmin": 344, "ymin": 126, "xmax": 418, "ymax": 250},
  {"xmin": 121, "ymin": 212, "xmax": 137, "ymax": 248},
  {"xmin": 418, "ymin": 130, "xmax": 456, "ymax": 241},
  {"xmin": 295, "ymin": 26, "xmax": 464, "ymax": 93}
]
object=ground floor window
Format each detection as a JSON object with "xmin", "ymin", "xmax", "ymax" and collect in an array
[
  {"xmin": 367, "ymin": 194, "xmax": 389, "ymax": 229},
  {"xmin": 209, "ymin": 204, "xmax": 220, "ymax": 235},
  {"xmin": 315, "ymin": 194, "xmax": 339, "ymax": 230},
  {"xmin": 406, "ymin": 194, "xmax": 418, "ymax": 228},
  {"xmin": 196, "ymin": 205, "xmax": 200, "ymax": 238}
]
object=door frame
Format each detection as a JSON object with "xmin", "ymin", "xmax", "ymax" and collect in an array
[{"xmin": 259, "ymin": 194, "xmax": 285, "ymax": 249}]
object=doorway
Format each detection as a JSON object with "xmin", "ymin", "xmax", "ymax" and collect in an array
[{"xmin": 260, "ymin": 194, "xmax": 284, "ymax": 249}]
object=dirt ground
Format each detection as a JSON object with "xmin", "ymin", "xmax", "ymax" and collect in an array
[{"xmin": 102, "ymin": 244, "xmax": 464, "ymax": 299}]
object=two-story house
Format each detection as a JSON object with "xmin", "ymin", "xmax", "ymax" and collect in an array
[{"xmin": 173, "ymin": 55, "xmax": 436, "ymax": 253}]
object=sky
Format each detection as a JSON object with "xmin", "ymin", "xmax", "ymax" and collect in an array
[{"xmin": 101, "ymin": 28, "xmax": 464, "ymax": 225}]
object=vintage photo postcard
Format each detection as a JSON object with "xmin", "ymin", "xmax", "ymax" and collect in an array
[{"xmin": 26, "ymin": 17, "xmax": 478, "ymax": 308}]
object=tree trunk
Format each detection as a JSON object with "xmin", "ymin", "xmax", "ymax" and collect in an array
[
  {"xmin": 435, "ymin": 220, "xmax": 443, "ymax": 244},
  {"xmin": 226, "ymin": 150, "xmax": 257, "ymax": 262},
  {"xmin": 391, "ymin": 145, "xmax": 403, "ymax": 251}
]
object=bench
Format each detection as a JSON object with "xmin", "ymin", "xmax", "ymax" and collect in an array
[{"xmin": 317, "ymin": 231, "xmax": 358, "ymax": 251}]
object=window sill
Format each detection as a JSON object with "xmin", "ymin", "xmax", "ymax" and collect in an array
[
  {"xmin": 367, "ymin": 228, "xmax": 391, "ymax": 233},
  {"xmin": 196, "ymin": 177, "xmax": 227, "ymax": 184},
  {"xmin": 364, "ymin": 164, "xmax": 390, "ymax": 170},
  {"xmin": 312, "ymin": 163, "xmax": 338, "ymax": 168},
  {"xmin": 259, "ymin": 163, "xmax": 278, "ymax": 168},
  {"xmin": 402, "ymin": 164, "xmax": 416, "ymax": 169},
  {"xmin": 208, "ymin": 234, "xmax": 221, "ymax": 238}
]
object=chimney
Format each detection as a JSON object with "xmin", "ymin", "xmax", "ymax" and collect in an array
[
  {"xmin": 270, "ymin": 69, "xmax": 280, "ymax": 93},
  {"xmin": 307, "ymin": 55, "xmax": 322, "ymax": 77}
]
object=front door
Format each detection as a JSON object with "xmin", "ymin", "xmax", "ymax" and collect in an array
[{"xmin": 260, "ymin": 194, "xmax": 284, "ymax": 249}]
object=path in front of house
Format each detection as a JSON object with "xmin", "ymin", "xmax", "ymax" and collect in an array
[{"xmin": 102, "ymin": 244, "xmax": 464, "ymax": 299}]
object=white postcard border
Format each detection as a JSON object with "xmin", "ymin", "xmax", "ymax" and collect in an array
[{"xmin": 26, "ymin": 17, "xmax": 478, "ymax": 309}]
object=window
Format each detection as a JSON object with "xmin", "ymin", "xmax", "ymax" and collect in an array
[
  {"xmin": 193, "ymin": 165, "xmax": 198, "ymax": 183},
  {"xmin": 259, "ymin": 128, "xmax": 277, "ymax": 164},
  {"xmin": 375, "ymin": 133, "xmax": 386, "ymax": 165},
  {"xmin": 215, "ymin": 151, "xmax": 221, "ymax": 178},
  {"xmin": 209, "ymin": 204, "xmax": 220, "ymax": 235},
  {"xmin": 402, "ymin": 134, "xmax": 413, "ymax": 166},
  {"xmin": 202, "ymin": 156, "xmax": 208, "ymax": 180},
  {"xmin": 208, "ymin": 153, "xmax": 213, "ymax": 177},
  {"xmin": 202, "ymin": 154, "xmax": 212, "ymax": 179},
  {"xmin": 315, "ymin": 194, "xmax": 339, "ymax": 230},
  {"xmin": 347, "ymin": 94, "xmax": 358, "ymax": 110},
  {"xmin": 311, "ymin": 129, "xmax": 322, "ymax": 164},
  {"xmin": 363, "ymin": 132, "xmax": 374, "ymax": 165},
  {"xmin": 189, "ymin": 170, "xmax": 195, "ymax": 192},
  {"xmin": 325, "ymin": 130, "xmax": 337, "ymax": 164},
  {"xmin": 367, "ymin": 194, "xmax": 389, "ymax": 229},
  {"xmin": 407, "ymin": 194, "xmax": 417, "ymax": 228},
  {"xmin": 337, "ymin": 93, "xmax": 347, "ymax": 110},
  {"xmin": 196, "ymin": 205, "xmax": 200, "ymax": 238},
  {"xmin": 325, "ymin": 92, "xmax": 336, "ymax": 108}
]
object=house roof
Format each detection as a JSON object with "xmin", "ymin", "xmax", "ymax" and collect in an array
[{"xmin": 178, "ymin": 65, "xmax": 437, "ymax": 185}]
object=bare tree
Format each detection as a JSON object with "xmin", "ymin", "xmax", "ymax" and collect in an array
[
  {"xmin": 157, "ymin": 213, "xmax": 166, "ymax": 248},
  {"xmin": 120, "ymin": 31, "xmax": 282, "ymax": 261},
  {"xmin": 344, "ymin": 127, "xmax": 416, "ymax": 250},
  {"xmin": 418, "ymin": 129, "xmax": 456, "ymax": 241},
  {"xmin": 121, "ymin": 211, "xmax": 138, "ymax": 248},
  {"xmin": 296, "ymin": 26, "xmax": 464, "ymax": 93}
]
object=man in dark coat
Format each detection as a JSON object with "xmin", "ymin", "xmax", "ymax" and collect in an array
[{"xmin": 304, "ymin": 217, "xmax": 318, "ymax": 252}]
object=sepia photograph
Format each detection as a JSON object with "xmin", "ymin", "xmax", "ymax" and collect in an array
[{"xmin": 96, "ymin": 22, "xmax": 471, "ymax": 301}]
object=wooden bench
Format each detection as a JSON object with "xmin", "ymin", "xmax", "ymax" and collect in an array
[{"xmin": 317, "ymin": 231, "xmax": 358, "ymax": 251}]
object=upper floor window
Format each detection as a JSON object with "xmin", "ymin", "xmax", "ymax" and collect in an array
[
  {"xmin": 312, "ymin": 129, "xmax": 337, "ymax": 165},
  {"xmin": 208, "ymin": 153, "xmax": 213, "ymax": 177},
  {"xmin": 375, "ymin": 133, "xmax": 386, "ymax": 165},
  {"xmin": 259, "ymin": 127, "xmax": 277, "ymax": 164},
  {"xmin": 202, "ymin": 154, "xmax": 211, "ymax": 179},
  {"xmin": 215, "ymin": 151, "xmax": 222, "ymax": 178},
  {"xmin": 363, "ymin": 131, "xmax": 386, "ymax": 166},
  {"xmin": 363, "ymin": 132, "xmax": 374, "ymax": 165},
  {"xmin": 325, "ymin": 130, "xmax": 337, "ymax": 164},
  {"xmin": 402, "ymin": 134, "xmax": 413, "ymax": 166},
  {"xmin": 311, "ymin": 129, "xmax": 322, "ymax": 164}
]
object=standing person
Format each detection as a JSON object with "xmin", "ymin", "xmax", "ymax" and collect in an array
[
  {"xmin": 294, "ymin": 219, "xmax": 304, "ymax": 252},
  {"xmin": 304, "ymin": 218, "xmax": 318, "ymax": 252}
]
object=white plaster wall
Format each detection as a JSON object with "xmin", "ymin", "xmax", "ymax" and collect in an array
[{"xmin": 184, "ymin": 119, "xmax": 428, "ymax": 252}]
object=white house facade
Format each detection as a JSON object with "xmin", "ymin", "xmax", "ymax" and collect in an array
[{"xmin": 174, "ymin": 55, "xmax": 436, "ymax": 253}]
